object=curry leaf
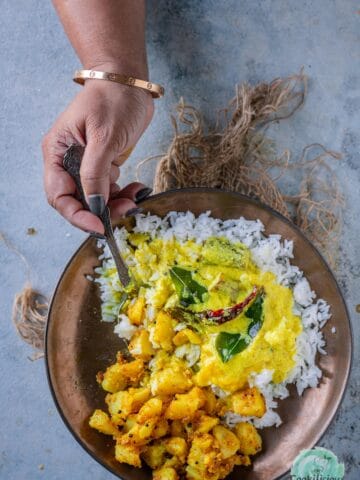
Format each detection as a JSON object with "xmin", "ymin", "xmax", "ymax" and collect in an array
[
  {"xmin": 215, "ymin": 332, "xmax": 249, "ymax": 363},
  {"xmin": 170, "ymin": 267, "xmax": 208, "ymax": 307},
  {"xmin": 246, "ymin": 293, "xmax": 264, "ymax": 338}
]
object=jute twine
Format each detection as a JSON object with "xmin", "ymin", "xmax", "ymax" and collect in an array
[
  {"xmin": 137, "ymin": 71, "xmax": 343, "ymax": 258},
  {"xmin": 5, "ymin": 72, "xmax": 343, "ymax": 358},
  {"xmin": 0, "ymin": 232, "xmax": 47, "ymax": 360}
]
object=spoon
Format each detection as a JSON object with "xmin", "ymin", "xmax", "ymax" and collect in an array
[{"xmin": 63, "ymin": 144, "xmax": 131, "ymax": 287}]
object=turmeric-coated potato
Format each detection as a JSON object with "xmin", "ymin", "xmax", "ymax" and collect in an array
[
  {"xmin": 127, "ymin": 296, "xmax": 146, "ymax": 325},
  {"xmin": 234, "ymin": 422, "xmax": 262, "ymax": 455},
  {"xmin": 229, "ymin": 387, "xmax": 266, "ymax": 418},
  {"xmin": 152, "ymin": 418, "xmax": 170, "ymax": 439},
  {"xmin": 122, "ymin": 413, "xmax": 137, "ymax": 432},
  {"xmin": 128, "ymin": 329, "xmax": 155, "ymax": 360},
  {"xmin": 153, "ymin": 466, "xmax": 179, "ymax": 480},
  {"xmin": 89, "ymin": 409, "xmax": 119, "ymax": 436},
  {"xmin": 202, "ymin": 389, "xmax": 219, "ymax": 415},
  {"xmin": 165, "ymin": 387, "xmax": 206, "ymax": 420},
  {"xmin": 164, "ymin": 437, "xmax": 188, "ymax": 463},
  {"xmin": 120, "ymin": 359, "xmax": 145, "ymax": 383},
  {"xmin": 106, "ymin": 387, "xmax": 150, "ymax": 418},
  {"xmin": 186, "ymin": 434, "xmax": 214, "ymax": 480},
  {"xmin": 115, "ymin": 441, "xmax": 141, "ymax": 467},
  {"xmin": 152, "ymin": 311, "xmax": 175, "ymax": 351},
  {"xmin": 170, "ymin": 420, "xmax": 186, "ymax": 438},
  {"xmin": 150, "ymin": 361, "xmax": 193, "ymax": 396},
  {"xmin": 195, "ymin": 415, "xmax": 219, "ymax": 434},
  {"xmin": 101, "ymin": 363, "xmax": 127, "ymax": 393},
  {"xmin": 120, "ymin": 417, "xmax": 158, "ymax": 446},
  {"xmin": 137, "ymin": 397, "xmax": 163, "ymax": 423},
  {"xmin": 142, "ymin": 443, "xmax": 166, "ymax": 469},
  {"xmin": 212, "ymin": 425, "xmax": 240, "ymax": 459}
]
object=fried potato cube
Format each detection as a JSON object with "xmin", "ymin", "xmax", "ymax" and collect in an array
[
  {"xmin": 142, "ymin": 443, "xmax": 166, "ymax": 469},
  {"xmin": 153, "ymin": 311, "xmax": 175, "ymax": 351},
  {"xmin": 128, "ymin": 329, "xmax": 155, "ymax": 361},
  {"xmin": 121, "ymin": 417, "xmax": 158, "ymax": 446},
  {"xmin": 153, "ymin": 418, "xmax": 169, "ymax": 439},
  {"xmin": 153, "ymin": 467, "xmax": 179, "ymax": 480},
  {"xmin": 164, "ymin": 437, "xmax": 188, "ymax": 463},
  {"xmin": 229, "ymin": 387, "xmax": 266, "ymax": 418},
  {"xmin": 127, "ymin": 297, "xmax": 146, "ymax": 325},
  {"xmin": 101, "ymin": 363, "xmax": 127, "ymax": 393},
  {"xmin": 122, "ymin": 413, "xmax": 138, "ymax": 432},
  {"xmin": 173, "ymin": 328, "xmax": 201, "ymax": 346},
  {"xmin": 195, "ymin": 415, "xmax": 219, "ymax": 434},
  {"xmin": 212, "ymin": 425, "xmax": 240, "ymax": 459},
  {"xmin": 128, "ymin": 386, "xmax": 152, "ymax": 409},
  {"xmin": 186, "ymin": 434, "xmax": 214, "ymax": 480},
  {"xmin": 202, "ymin": 389, "xmax": 219, "ymax": 415},
  {"xmin": 137, "ymin": 398, "xmax": 163, "ymax": 423},
  {"xmin": 110, "ymin": 413, "xmax": 126, "ymax": 427},
  {"xmin": 233, "ymin": 454, "xmax": 251, "ymax": 466},
  {"xmin": 234, "ymin": 422, "xmax": 262, "ymax": 455},
  {"xmin": 170, "ymin": 420, "xmax": 186, "ymax": 438},
  {"xmin": 106, "ymin": 391, "xmax": 133, "ymax": 418},
  {"xmin": 150, "ymin": 366, "xmax": 192, "ymax": 396},
  {"xmin": 89, "ymin": 409, "xmax": 119, "ymax": 436},
  {"xmin": 120, "ymin": 359, "xmax": 145, "ymax": 383},
  {"xmin": 162, "ymin": 456, "xmax": 183, "ymax": 470},
  {"xmin": 165, "ymin": 387, "xmax": 206, "ymax": 420},
  {"xmin": 115, "ymin": 441, "xmax": 141, "ymax": 467},
  {"xmin": 106, "ymin": 387, "xmax": 150, "ymax": 418}
]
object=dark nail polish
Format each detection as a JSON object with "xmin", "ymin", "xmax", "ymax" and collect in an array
[
  {"xmin": 125, "ymin": 207, "xmax": 144, "ymax": 217},
  {"xmin": 88, "ymin": 194, "xmax": 106, "ymax": 216},
  {"xmin": 89, "ymin": 231, "xmax": 106, "ymax": 239},
  {"xmin": 135, "ymin": 187, "xmax": 153, "ymax": 203}
]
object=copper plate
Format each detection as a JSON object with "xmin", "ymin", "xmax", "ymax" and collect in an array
[{"xmin": 45, "ymin": 189, "xmax": 352, "ymax": 480}]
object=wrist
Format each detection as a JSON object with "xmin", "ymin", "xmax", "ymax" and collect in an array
[
  {"xmin": 82, "ymin": 73, "xmax": 155, "ymax": 108},
  {"xmin": 83, "ymin": 58, "xmax": 149, "ymax": 81}
]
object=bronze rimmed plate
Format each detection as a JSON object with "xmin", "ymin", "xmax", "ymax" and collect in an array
[{"xmin": 45, "ymin": 188, "xmax": 352, "ymax": 480}]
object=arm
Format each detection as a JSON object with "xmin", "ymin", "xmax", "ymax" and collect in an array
[
  {"xmin": 52, "ymin": 0, "xmax": 148, "ymax": 77},
  {"xmin": 43, "ymin": 0, "xmax": 154, "ymax": 233}
]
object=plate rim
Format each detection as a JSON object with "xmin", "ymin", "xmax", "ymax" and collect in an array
[{"xmin": 45, "ymin": 187, "xmax": 353, "ymax": 480}]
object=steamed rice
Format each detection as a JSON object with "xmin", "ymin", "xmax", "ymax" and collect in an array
[{"xmin": 94, "ymin": 211, "xmax": 330, "ymax": 429}]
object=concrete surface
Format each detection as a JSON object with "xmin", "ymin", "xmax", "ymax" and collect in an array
[{"xmin": 0, "ymin": 0, "xmax": 359, "ymax": 478}]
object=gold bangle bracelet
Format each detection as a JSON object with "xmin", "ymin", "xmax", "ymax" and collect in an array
[{"xmin": 73, "ymin": 69, "xmax": 164, "ymax": 98}]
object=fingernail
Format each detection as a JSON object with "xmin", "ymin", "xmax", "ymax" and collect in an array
[
  {"xmin": 125, "ymin": 207, "xmax": 144, "ymax": 217},
  {"xmin": 88, "ymin": 194, "xmax": 106, "ymax": 216},
  {"xmin": 88, "ymin": 231, "xmax": 106, "ymax": 239},
  {"xmin": 135, "ymin": 187, "xmax": 153, "ymax": 203}
]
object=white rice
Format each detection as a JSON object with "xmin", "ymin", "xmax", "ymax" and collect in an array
[{"xmin": 94, "ymin": 211, "xmax": 331, "ymax": 429}]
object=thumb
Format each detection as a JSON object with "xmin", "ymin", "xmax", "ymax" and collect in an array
[{"xmin": 80, "ymin": 140, "xmax": 113, "ymax": 204}]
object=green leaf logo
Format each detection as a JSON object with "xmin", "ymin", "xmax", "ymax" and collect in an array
[{"xmin": 291, "ymin": 447, "xmax": 345, "ymax": 479}]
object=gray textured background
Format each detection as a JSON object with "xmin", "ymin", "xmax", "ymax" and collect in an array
[{"xmin": 0, "ymin": 0, "xmax": 359, "ymax": 478}]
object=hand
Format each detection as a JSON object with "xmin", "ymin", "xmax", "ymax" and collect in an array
[{"xmin": 42, "ymin": 79, "xmax": 154, "ymax": 234}]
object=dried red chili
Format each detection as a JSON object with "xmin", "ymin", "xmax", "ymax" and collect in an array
[{"xmin": 199, "ymin": 286, "xmax": 259, "ymax": 324}]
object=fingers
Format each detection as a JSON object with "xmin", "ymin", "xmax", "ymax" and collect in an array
[
  {"xmin": 55, "ymin": 195, "xmax": 105, "ymax": 234},
  {"xmin": 113, "ymin": 146, "xmax": 134, "ymax": 166},
  {"xmin": 110, "ymin": 164, "xmax": 120, "ymax": 183},
  {"xmin": 44, "ymin": 159, "xmax": 105, "ymax": 233},
  {"xmin": 110, "ymin": 182, "xmax": 150, "ymax": 202},
  {"xmin": 108, "ymin": 197, "xmax": 137, "ymax": 223},
  {"xmin": 108, "ymin": 182, "xmax": 152, "ymax": 223},
  {"xmin": 80, "ymin": 140, "xmax": 115, "ymax": 202}
]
